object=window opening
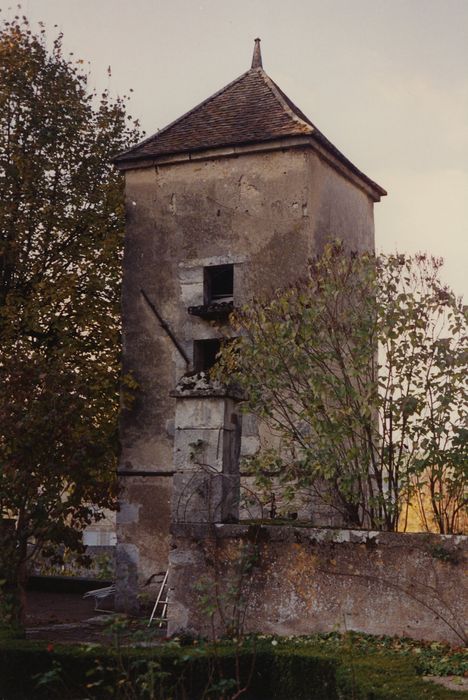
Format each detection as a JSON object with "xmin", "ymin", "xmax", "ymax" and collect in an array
[
  {"xmin": 204, "ymin": 264, "xmax": 233, "ymax": 304},
  {"xmin": 193, "ymin": 338, "xmax": 221, "ymax": 372}
]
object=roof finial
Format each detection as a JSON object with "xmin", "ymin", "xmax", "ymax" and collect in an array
[{"xmin": 251, "ymin": 37, "xmax": 262, "ymax": 69}]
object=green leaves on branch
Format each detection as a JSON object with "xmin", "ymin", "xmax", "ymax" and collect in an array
[
  {"xmin": 0, "ymin": 14, "xmax": 142, "ymax": 624},
  {"xmin": 216, "ymin": 243, "xmax": 467, "ymax": 532}
]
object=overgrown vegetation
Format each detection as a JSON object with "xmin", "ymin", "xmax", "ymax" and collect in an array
[
  {"xmin": 0, "ymin": 13, "xmax": 141, "ymax": 626},
  {"xmin": 216, "ymin": 243, "xmax": 467, "ymax": 533},
  {"xmin": 0, "ymin": 630, "xmax": 466, "ymax": 699}
]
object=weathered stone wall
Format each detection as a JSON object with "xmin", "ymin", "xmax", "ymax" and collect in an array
[
  {"xmin": 117, "ymin": 144, "xmax": 377, "ymax": 609},
  {"xmin": 168, "ymin": 524, "xmax": 467, "ymax": 645},
  {"xmin": 171, "ymin": 374, "xmax": 242, "ymax": 525}
]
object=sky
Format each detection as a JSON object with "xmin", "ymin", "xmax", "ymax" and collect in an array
[{"xmin": 6, "ymin": 0, "xmax": 468, "ymax": 296}]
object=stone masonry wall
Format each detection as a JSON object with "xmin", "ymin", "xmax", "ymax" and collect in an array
[
  {"xmin": 168, "ymin": 524, "xmax": 467, "ymax": 646},
  {"xmin": 117, "ymin": 145, "xmax": 377, "ymax": 610}
]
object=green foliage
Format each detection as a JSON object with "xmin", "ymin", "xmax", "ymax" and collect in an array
[
  {"xmin": 429, "ymin": 545, "xmax": 461, "ymax": 565},
  {"xmin": 0, "ymin": 633, "xmax": 466, "ymax": 699},
  {"xmin": 216, "ymin": 242, "xmax": 467, "ymax": 532},
  {"xmin": 0, "ymin": 13, "xmax": 141, "ymax": 624},
  {"xmin": 32, "ymin": 545, "xmax": 115, "ymax": 579},
  {"xmin": 271, "ymin": 632, "xmax": 468, "ymax": 678}
]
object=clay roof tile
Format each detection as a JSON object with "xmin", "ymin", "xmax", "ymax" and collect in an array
[
  {"xmin": 114, "ymin": 41, "xmax": 386, "ymax": 198},
  {"xmin": 115, "ymin": 67, "xmax": 314, "ymax": 164}
]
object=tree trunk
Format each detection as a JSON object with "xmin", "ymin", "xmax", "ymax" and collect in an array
[
  {"xmin": 6, "ymin": 539, "xmax": 29, "ymax": 630},
  {"xmin": 15, "ymin": 557, "xmax": 28, "ymax": 628}
]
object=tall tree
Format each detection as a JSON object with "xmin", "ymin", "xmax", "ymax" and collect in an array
[
  {"xmin": 217, "ymin": 243, "xmax": 467, "ymax": 531},
  {"xmin": 0, "ymin": 14, "xmax": 141, "ymax": 625}
]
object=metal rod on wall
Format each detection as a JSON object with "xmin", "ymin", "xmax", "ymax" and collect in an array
[{"xmin": 140, "ymin": 288, "xmax": 190, "ymax": 367}]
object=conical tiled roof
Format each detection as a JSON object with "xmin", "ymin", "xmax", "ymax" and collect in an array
[{"xmin": 115, "ymin": 43, "xmax": 386, "ymax": 198}]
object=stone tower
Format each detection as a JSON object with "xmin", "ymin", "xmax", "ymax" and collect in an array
[{"xmin": 113, "ymin": 39, "xmax": 386, "ymax": 611}]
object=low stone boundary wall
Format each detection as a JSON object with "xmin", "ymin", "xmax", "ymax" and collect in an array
[{"xmin": 168, "ymin": 524, "xmax": 467, "ymax": 645}]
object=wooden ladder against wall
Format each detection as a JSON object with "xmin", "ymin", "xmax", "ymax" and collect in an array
[{"xmin": 148, "ymin": 570, "xmax": 169, "ymax": 628}]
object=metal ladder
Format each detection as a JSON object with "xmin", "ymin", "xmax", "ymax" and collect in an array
[{"xmin": 148, "ymin": 570, "xmax": 169, "ymax": 627}]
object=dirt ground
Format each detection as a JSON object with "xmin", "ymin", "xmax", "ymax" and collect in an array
[
  {"xmin": 26, "ymin": 590, "xmax": 97, "ymax": 627},
  {"xmin": 26, "ymin": 590, "xmax": 121, "ymax": 644},
  {"xmin": 25, "ymin": 590, "xmax": 162, "ymax": 644}
]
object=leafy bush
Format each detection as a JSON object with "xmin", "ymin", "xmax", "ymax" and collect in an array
[{"xmin": 0, "ymin": 634, "xmax": 466, "ymax": 699}]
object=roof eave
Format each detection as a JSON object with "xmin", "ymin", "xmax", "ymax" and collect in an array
[
  {"xmin": 310, "ymin": 134, "xmax": 387, "ymax": 201},
  {"xmin": 114, "ymin": 134, "xmax": 386, "ymax": 202}
]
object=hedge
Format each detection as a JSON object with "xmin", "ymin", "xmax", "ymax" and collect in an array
[{"xmin": 0, "ymin": 639, "xmax": 465, "ymax": 699}]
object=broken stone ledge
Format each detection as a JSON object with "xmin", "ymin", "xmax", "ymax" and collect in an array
[{"xmin": 170, "ymin": 371, "xmax": 243, "ymax": 399}]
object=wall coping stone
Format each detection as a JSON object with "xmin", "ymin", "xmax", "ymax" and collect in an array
[{"xmin": 171, "ymin": 522, "xmax": 468, "ymax": 549}]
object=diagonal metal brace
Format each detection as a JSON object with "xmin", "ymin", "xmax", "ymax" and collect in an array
[{"xmin": 140, "ymin": 288, "xmax": 189, "ymax": 367}]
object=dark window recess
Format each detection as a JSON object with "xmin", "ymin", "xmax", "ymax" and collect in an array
[
  {"xmin": 188, "ymin": 264, "xmax": 234, "ymax": 320},
  {"xmin": 204, "ymin": 264, "xmax": 233, "ymax": 303},
  {"xmin": 193, "ymin": 339, "xmax": 221, "ymax": 372}
]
